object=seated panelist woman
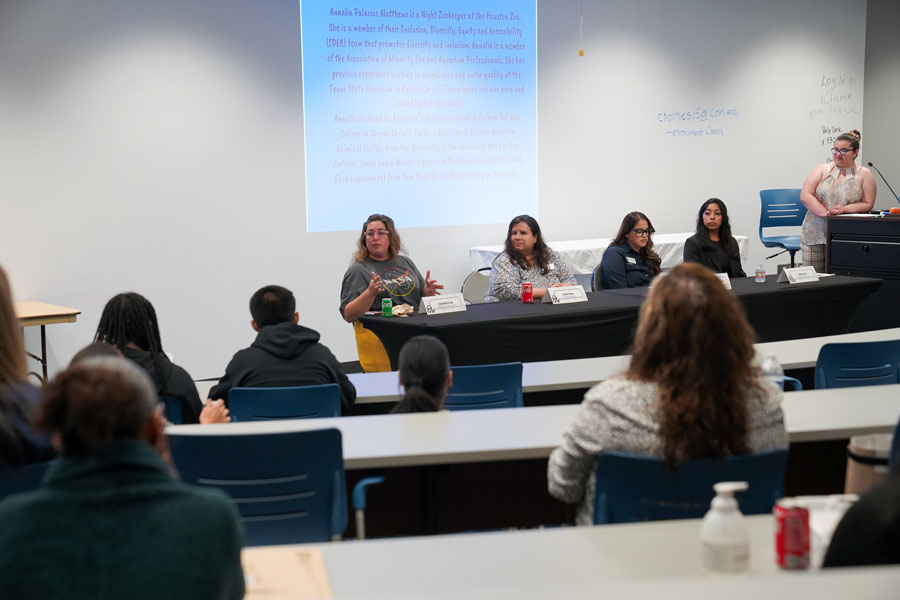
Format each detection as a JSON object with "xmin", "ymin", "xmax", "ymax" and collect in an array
[
  {"xmin": 599, "ymin": 211, "xmax": 661, "ymax": 289},
  {"xmin": 483, "ymin": 215, "xmax": 575, "ymax": 303},
  {"xmin": 683, "ymin": 198, "xmax": 746, "ymax": 278},
  {"xmin": 340, "ymin": 214, "xmax": 442, "ymax": 372}
]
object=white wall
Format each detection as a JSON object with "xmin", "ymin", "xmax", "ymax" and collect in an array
[{"xmin": 0, "ymin": 0, "xmax": 873, "ymax": 378}]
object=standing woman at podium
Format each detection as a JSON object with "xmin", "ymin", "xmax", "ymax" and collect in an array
[
  {"xmin": 800, "ymin": 129, "xmax": 876, "ymax": 272},
  {"xmin": 483, "ymin": 215, "xmax": 576, "ymax": 302}
]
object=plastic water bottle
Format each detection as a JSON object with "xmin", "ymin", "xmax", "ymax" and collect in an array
[
  {"xmin": 754, "ymin": 264, "xmax": 766, "ymax": 283},
  {"xmin": 700, "ymin": 481, "xmax": 750, "ymax": 576},
  {"xmin": 761, "ymin": 353, "xmax": 784, "ymax": 390}
]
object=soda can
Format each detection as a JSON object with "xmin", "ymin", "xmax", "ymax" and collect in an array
[
  {"xmin": 774, "ymin": 498, "xmax": 810, "ymax": 569},
  {"xmin": 522, "ymin": 283, "xmax": 533, "ymax": 303},
  {"xmin": 381, "ymin": 297, "xmax": 393, "ymax": 317}
]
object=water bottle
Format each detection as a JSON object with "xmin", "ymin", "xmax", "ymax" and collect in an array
[
  {"xmin": 761, "ymin": 353, "xmax": 784, "ymax": 390},
  {"xmin": 754, "ymin": 264, "xmax": 766, "ymax": 283}
]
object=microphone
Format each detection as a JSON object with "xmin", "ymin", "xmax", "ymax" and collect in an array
[{"xmin": 867, "ymin": 161, "xmax": 900, "ymax": 205}]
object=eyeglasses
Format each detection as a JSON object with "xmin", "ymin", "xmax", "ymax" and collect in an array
[
  {"xmin": 831, "ymin": 148, "xmax": 855, "ymax": 155},
  {"xmin": 631, "ymin": 228, "xmax": 654, "ymax": 236},
  {"xmin": 365, "ymin": 230, "xmax": 389, "ymax": 238}
]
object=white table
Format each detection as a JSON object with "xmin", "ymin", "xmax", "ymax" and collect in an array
[
  {"xmin": 469, "ymin": 232, "xmax": 750, "ymax": 274},
  {"xmin": 247, "ymin": 516, "xmax": 900, "ymax": 599},
  {"xmin": 338, "ymin": 327, "xmax": 900, "ymax": 405},
  {"xmin": 169, "ymin": 383, "xmax": 900, "ymax": 469}
]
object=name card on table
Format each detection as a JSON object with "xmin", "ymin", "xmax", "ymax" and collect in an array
[
  {"xmin": 541, "ymin": 285, "xmax": 588, "ymax": 304},
  {"xmin": 715, "ymin": 273, "xmax": 732, "ymax": 289},
  {"xmin": 777, "ymin": 266, "xmax": 820, "ymax": 284},
  {"xmin": 419, "ymin": 293, "xmax": 467, "ymax": 315}
]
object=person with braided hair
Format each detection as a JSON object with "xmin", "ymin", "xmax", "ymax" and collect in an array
[
  {"xmin": 390, "ymin": 336, "xmax": 451, "ymax": 414},
  {"xmin": 547, "ymin": 263, "xmax": 787, "ymax": 525},
  {"xmin": 94, "ymin": 292, "xmax": 205, "ymax": 423},
  {"xmin": 0, "ymin": 356, "xmax": 245, "ymax": 599}
]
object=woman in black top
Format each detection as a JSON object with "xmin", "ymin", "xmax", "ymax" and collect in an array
[{"xmin": 683, "ymin": 198, "xmax": 746, "ymax": 278}]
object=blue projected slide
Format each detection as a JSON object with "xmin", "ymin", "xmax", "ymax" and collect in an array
[{"xmin": 300, "ymin": 2, "xmax": 537, "ymax": 232}]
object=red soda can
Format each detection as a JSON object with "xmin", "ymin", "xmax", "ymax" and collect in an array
[
  {"xmin": 522, "ymin": 283, "xmax": 533, "ymax": 303},
  {"xmin": 774, "ymin": 498, "xmax": 810, "ymax": 569}
]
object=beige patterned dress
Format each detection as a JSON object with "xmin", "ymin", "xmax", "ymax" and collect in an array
[{"xmin": 801, "ymin": 163, "xmax": 863, "ymax": 271}]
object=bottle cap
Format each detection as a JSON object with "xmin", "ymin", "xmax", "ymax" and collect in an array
[{"xmin": 713, "ymin": 481, "xmax": 748, "ymax": 495}]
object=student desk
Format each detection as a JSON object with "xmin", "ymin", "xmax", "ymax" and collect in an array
[
  {"xmin": 14, "ymin": 301, "xmax": 81, "ymax": 381},
  {"xmin": 359, "ymin": 275, "xmax": 882, "ymax": 368},
  {"xmin": 169, "ymin": 384, "xmax": 900, "ymax": 469},
  {"xmin": 250, "ymin": 516, "xmax": 900, "ymax": 599}
]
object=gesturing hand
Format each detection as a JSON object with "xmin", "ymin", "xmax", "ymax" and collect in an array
[
  {"xmin": 368, "ymin": 271, "xmax": 385, "ymax": 295},
  {"xmin": 424, "ymin": 270, "xmax": 444, "ymax": 296}
]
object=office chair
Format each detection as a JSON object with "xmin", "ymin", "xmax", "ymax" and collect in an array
[
  {"xmin": 444, "ymin": 362, "xmax": 523, "ymax": 410},
  {"xmin": 593, "ymin": 449, "xmax": 787, "ymax": 524},
  {"xmin": 591, "ymin": 263, "xmax": 604, "ymax": 291},
  {"xmin": 759, "ymin": 189, "xmax": 806, "ymax": 268},
  {"xmin": 160, "ymin": 395, "xmax": 182, "ymax": 425},
  {"xmin": 814, "ymin": 340, "xmax": 900, "ymax": 389},
  {"xmin": 461, "ymin": 267, "xmax": 492, "ymax": 304},
  {"xmin": 228, "ymin": 384, "xmax": 341, "ymax": 421}
]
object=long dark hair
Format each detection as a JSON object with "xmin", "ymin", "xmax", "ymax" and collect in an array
[
  {"xmin": 94, "ymin": 292, "xmax": 170, "ymax": 398},
  {"xmin": 610, "ymin": 211, "xmax": 661, "ymax": 275},
  {"xmin": 626, "ymin": 263, "xmax": 759, "ymax": 467},
  {"xmin": 503, "ymin": 215, "xmax": 553, "ymax": 274},
  {"xmin": 696, "ymin": 198, "xmax": 740, "ymax": 258},
  {"xmin": 352, "ymin": 214, "xmax": 404, "ymax": 263},
  {"xmin": 391, "ymin": 336, "xmax": 450, "ymax": 414},
  {"xmin": 0, "ymin": 266, "xmax": 33, "ymax": 470}
]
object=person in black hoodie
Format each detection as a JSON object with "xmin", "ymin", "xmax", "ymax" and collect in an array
[{"xmin": 208, "ymin": 285, "xmax": 356, "ymax": 411}]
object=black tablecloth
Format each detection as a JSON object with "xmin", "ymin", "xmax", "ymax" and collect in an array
[{"xmin": 360, "ymin": 275, "xmax": 882, "ymax": 368}]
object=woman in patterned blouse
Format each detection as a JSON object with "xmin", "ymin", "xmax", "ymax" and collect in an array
[{"xmin": 483, "ymin": 215, "xmax": 576, "ymax": 302}]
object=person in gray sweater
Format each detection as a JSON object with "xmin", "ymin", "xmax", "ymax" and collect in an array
[{"xmin": 548, "ymin": 262, "xmax": 788, "ymax": 525}]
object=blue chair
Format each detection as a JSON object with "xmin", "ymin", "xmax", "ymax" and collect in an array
[
  {"xmin": 759, "ymin": 189, "xmax": 806, "ymax": 268},
  {"xmin": 444, "ymin": 362, "xmax": 523, "ymax": 410},
  {"xmin": 0, "ymin": 460, "xmax": 53, "ymax": 501},
  {"xmin": 160, "ymin": 395, "xmax": 182, "ymax": 425},
  {"xmin": 168, "ymin": 428, "xmax": 347, "ymax": 545},
  {"xmin": 228, "ymin": 384, "xmax": 341, "ymax": 421},
  {"xmin": 814, "ymin": 340, "xmax": 900, "ymax": 389},
  {"xmin": 593, "ymin": 449, "xmax": 788, "ymax": 524}
]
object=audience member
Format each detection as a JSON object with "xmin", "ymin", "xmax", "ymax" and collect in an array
[
  {"xmin": 823, "ymin": 472, "xmax": 900, "ymax": 568},
  {"xmin": 0, "ymin": 357, "xmax": 245, "ymax": 599},
  {"xmin": 209, "ymin": 285, "xmax": 356, "ymax": 410},
  {"xmin": 483, "ymin": 215, "xmax": 575, "ymax": 302},
  {"xmin": 94, "ymin": 292, "xmax": 205, "ymax": 423},
  {"xmin": 391, "ymin": 336, "xmax": 451, "ymax": 414},
  {"xmin": 0, "ymin": 265, "xmax": 55, "ymax": 470},
  {"xmin": 547, "ymin": 262, "xmax": 788, "ymax": 525}
]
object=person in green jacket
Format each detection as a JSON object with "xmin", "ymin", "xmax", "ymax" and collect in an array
[{"xmin": 0, "ymin": 356, "xmax": 245, "ymax": 600}]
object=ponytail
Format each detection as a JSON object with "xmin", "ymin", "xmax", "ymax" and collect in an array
[{"xmin": 390, "ymin": 336, "xmax": 450, "ymax": 414}]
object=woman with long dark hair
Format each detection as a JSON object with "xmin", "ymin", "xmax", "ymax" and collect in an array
[
  {"xmin": 340, "ymin": 214, "xmax": 443, "ymax": 372},
  {"xmin": 599, "ymin": 211, "xmax": 661, "ymax": 289},
  {"xmin": 0, "ymin": 265, "xmax": 55, "ymax": 470},
  {"xmin": 683, "ymin": 198, "xmax": 746, "ymax": 278},
  {"xmin": 483, "ymin": 215, "xmax": 575, "ymax": 302},
  {"xmin": 391, "ymin": 336, "xmax": 451, "ymax": 414},
  {"xmin": 95, "ymin": 292, "xmax": 204, "ymax": 424},
  {"xmin": 548, "ymin": 263, "xmax": 787, "ymax": 525}
]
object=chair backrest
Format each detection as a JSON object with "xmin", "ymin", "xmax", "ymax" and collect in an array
[
  {"xmin": 160, "ymin": 395, "xmax": 182, "ymax": 425},
  {"xmin": 759, "ymin": 189, "xmax": 806, "ymax": 235},
  {"xmin": 444, "ymin": 362, "xmax": 523, "ymax": 410},
  {"xmin": 229, "ymin": 384, "xmax": 341, "ymax": 421},
  {"xmin": 593, "ymin": 449, "xmax": 787, "ymax": 524},
  {"xmin": 814, "ymin": 340, "xmax": 900, "ymax": 389},
  {"xmin": 0, "ymin": 460, "xmax": 53, "ymax": 501},
  {"xmin": 591, "ymin": 263, "xmax": 603, "ymax": 291},
  {"xmin": 461, "ymin": 267, "xmax": 491, "ymax": 304},
  {"xmin": 168, "ymin": 428, "xmax": 347, "ymax": 545}
]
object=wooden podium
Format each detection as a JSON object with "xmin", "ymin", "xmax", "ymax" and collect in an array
[{"xmin": 827, "ymin": 215, "xmax": 900, "ymax": 330}]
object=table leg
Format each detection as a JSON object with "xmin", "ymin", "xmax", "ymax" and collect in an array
[{"xmin": 22, "ymin": 325, "xmax": 48, "ymax": 383}]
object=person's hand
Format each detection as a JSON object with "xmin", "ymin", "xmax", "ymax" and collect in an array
[
  {"xmin": 367, "ymin": 271, "xmax": 385, "ymax": 296},
  {"xmin": 828, "ymin": 205, "xmax": 845, "ymax": 216},
  {"xmin": 424, "ymin": 270, "xmax": 443, "ymax": 296},
  {"xmin": 551, "ymin": 282, "xmax": 574, "ymax": 288},
  {"xmin": 200, "ymin": 399, "xmax": 231, "ymax": 424}
]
